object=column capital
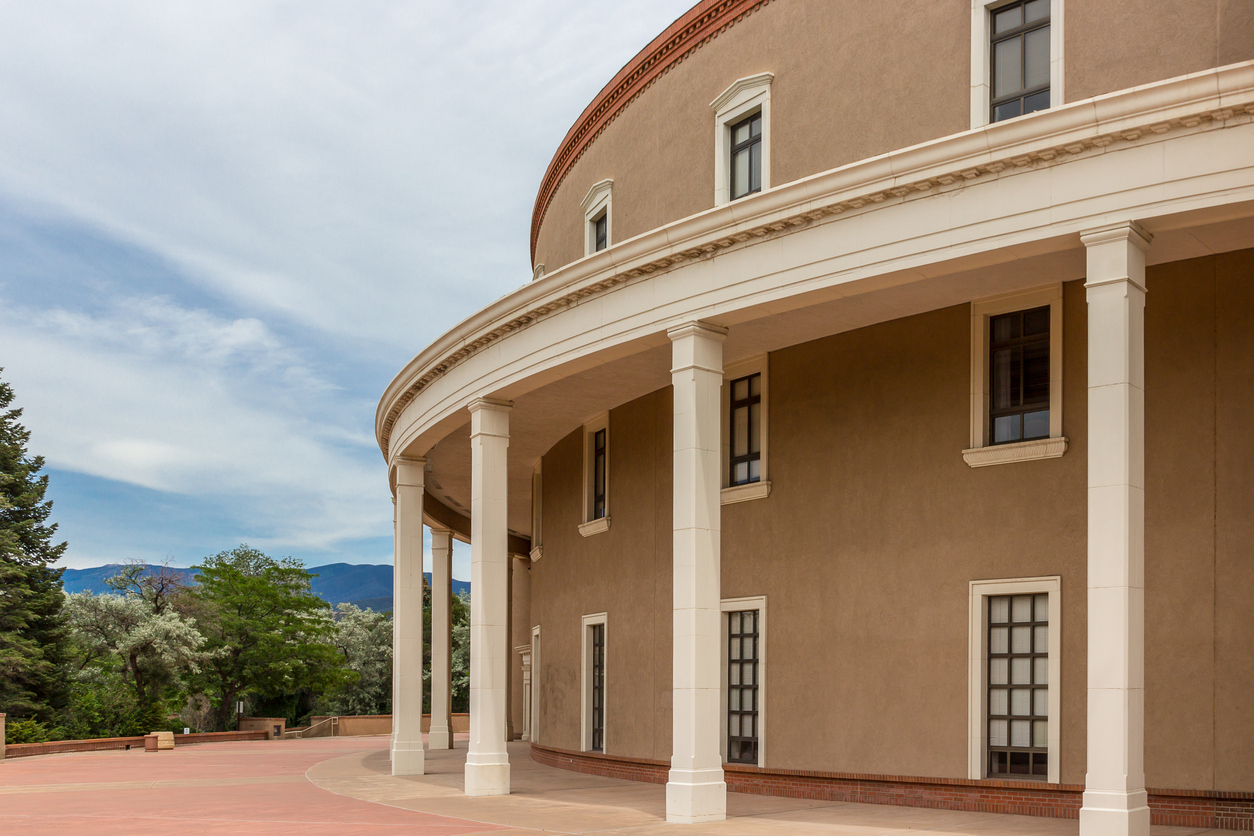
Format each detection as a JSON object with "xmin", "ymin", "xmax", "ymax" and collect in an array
[
  {"xmin": 394, "ymin": 456, "xmax": 427, "ymax": 488},
  {"xmin": 666, "ymin": 320, "xmax": 729, "ymax": 343},
  {"xmin": 1080, "ymin": 220, "xmax": 1153, "ymax": 252},
  {"xmin": 467, "ymin": 397, "xmax": 513, "ymax": 415}
]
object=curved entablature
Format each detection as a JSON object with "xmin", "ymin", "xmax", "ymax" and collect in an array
[{"xmin": 378, "ymin": 61, "xmax": 1254, "ymax": 480}]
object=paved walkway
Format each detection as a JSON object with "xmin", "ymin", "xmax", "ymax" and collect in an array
[{"xmin": 0, "ymin": 736, "xmax": 1229, "ymax": 835}]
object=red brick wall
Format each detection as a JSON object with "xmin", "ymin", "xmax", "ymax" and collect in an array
[
  {"xmin": 4, "ymin": 730, "xmax": 267, "ymax": 759},
  {"xmin": 530, "ymin": 744, "xmax": 1254, "ymax": 830}
]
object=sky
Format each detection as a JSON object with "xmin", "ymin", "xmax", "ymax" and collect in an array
[{"xmin": 0, "ymin": 0, "xmax": 694, "ymax": 579}]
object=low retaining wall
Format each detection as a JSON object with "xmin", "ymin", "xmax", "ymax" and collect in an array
[
  {"xmin": 301, "ymin": 713, "xmax": 471, "ymax": 738},
  {"xmin": 529, "ymin": 744, "xmax": 1254, "ymax": 831},
  {"xmin": 4, "ymin": 730, "xmax": 267, "ymax": 759}
]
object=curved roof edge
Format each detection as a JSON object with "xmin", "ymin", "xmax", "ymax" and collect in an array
[{"xmin": 528, "ymin": 0, "xmax": 773, "ymax": 263}]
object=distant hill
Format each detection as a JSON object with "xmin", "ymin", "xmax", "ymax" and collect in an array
[{"xmin": 61, "ymin": 563, "xmax": 469, "ymax": 612}]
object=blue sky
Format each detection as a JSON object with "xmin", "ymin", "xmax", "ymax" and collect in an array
[{"xmin": 0, "ymin": 0, "xmax": 694, "ymax": 578}]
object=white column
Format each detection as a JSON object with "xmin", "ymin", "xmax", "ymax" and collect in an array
[
  {"xmin": 465, "ymin": 398, "xmax": 512, "ymax": 796},
  {"xmin": 392, "ymin": 456, "xmax": 426, "ymax": 776},
  {"xmin": 429, "ymin": 528, "xmax": 454, "ymax": 750},
  {"xmin": 389, "ymin": 496, "xmax": 397, "ymax": 761},
  {"xmin": 666, "ymin": 321, "xmax": 728, "ymax": 824},
  {"xmin": 1079, "ymin": 222, "xmax": 1152, "ymax": 836}
]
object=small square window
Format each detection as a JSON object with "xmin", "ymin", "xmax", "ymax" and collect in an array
[
  {"xmin": 729, "ymin": 373, "xmax": 762, "ymax": 485},
  {"xmin": 988, "ymin": 307, "xmax": 1050, "ymax": 445},
  {"xmin": 593, "ymin": 212, "xmax": 608, "ymax": 252},
  {"xmin": 581, "ymin": 179, "xmax": 613, "ymax": 257},
  {"xmin": 729, "ymin": 113, "xmax": 762, "ymax": 200}
]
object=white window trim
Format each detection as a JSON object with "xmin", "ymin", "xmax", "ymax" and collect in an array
[
  {"xmin": 721, "ymin": 355, "xmax": 770, "ymax": 503},
  {"xmin": 711, "ymin": 73, "xmax": 773, "ymax": 207},
  {"xmin": 530, "ymin": 460, "xmax": 543, "ymax": 561},
  {"xmin": 531, "ymin": 624, "xmax": 541, "ymax": 743},
  {"xmin": 580, "ymin": 612, "xmax": 607, "ymax": 753},
  {"xmin": 970, "ymin": 0, "xmax": 1065, "ymax": 129},
  {"xmin": 581, "ymin": 179, "xmax": 613, "ymax": 257},
  {"xmin": 579, "ymin": 412, "xmax": 610, "ymax": 533},
  {"xmin": 967, "ymin": 576, "xmax": 1061, "ymax": 784},
  {"xmin": 964, "ymin": 284, "xmax": 1067, "ymax": 467},
  {"xmin": 720, "ymin": 596, "xmax": 765, "ymax": 767}
]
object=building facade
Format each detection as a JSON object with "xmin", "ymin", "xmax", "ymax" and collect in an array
[{"xmin": 377, "ymin": 1, "xmax": 1254, "ymax": 832}]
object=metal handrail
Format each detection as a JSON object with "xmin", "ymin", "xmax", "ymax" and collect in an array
[{"xmin": 283, "ymin": 716, "xmax": 338, "ymax": 739}]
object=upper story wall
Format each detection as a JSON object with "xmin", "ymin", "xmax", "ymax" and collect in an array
[{"xmin": 531, "ymin": 0, "xmax": 1254, "ymax": 275}]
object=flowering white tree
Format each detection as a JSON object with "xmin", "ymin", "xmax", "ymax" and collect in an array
[{"xmin": 315, "ymin": 603, "xmax": 392, "ymax": 716}]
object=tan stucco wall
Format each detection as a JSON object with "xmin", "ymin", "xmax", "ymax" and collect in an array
[
  {"xmin": 530, "ymin": 251, "xmax": 1253, "ymax": 790},
  {"xmin": 533, "ymin": 0, "xmax": 1254, "ymax": 275}
]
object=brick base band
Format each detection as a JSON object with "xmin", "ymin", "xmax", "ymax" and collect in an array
[
  {"xmin": 4, "ymin": 730, "xmax": 267, "ymax": 759},
  {"xmin": 529, "ymin": 744, "xmax": 1254, "ymax": 831}
]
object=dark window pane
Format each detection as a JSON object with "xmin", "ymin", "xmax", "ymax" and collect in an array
[
  {"xmin": 750, "ymin": 141, "xmax": 762, "ymax": 193},
  {"xmin": 1023, "ymin": 306, "xmax": 1049, "ymax": 336},
  {"xmin": 750, "ymin": 113, "xmax": 761, "ymax": 138},
  {"xmin": 992, "ymin": 314, "xmax": 1020, "ymax": 342},
  {"xmin": 995, "ymin": 414, "xmax": 1020, "ymax": 443},
  {"xmin": 1023, "ymin": 90, "xmax": 1050, "ymax": 114},
  {"xmin": 1023, "ymin": 341, "xmax": 1050, "ymax": 403},
  {"xmin": 733, "ymin": 121, "xmax": 750, "ymax": 145},
  {"xmin": 993, "ymin": 100, "xmax": 1022, "ymax": 122},
  {"xmin": 1025, "ymin": 0, "xmax": 1049, "ymax": 22},
  {"xmin": 1023, "ymin": 410, "xmax": 1049, "ymax": 439},
  {"xmin": 991, "ymin": 347, "xmax": 1017, "ymax": 410},
  {"xmin": 994, "ymin": 4, "xmax": 1023, "ymax": 32},
  {"xmin": 1025, "ymin": 26, "xmax": 1050, "ymax": 88}
]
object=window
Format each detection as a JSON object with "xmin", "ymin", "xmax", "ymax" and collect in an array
[
  {"xmin": 970, "ymin": 0, "xmax": 1064, "ymax": 129},
  {"xmin": 989, "ymin": 307, "xmax": 1050, "ymax": 444},
  {"xmin": 581, "ymin": 179, "xmax": 613, "ymax": 256},
  {"xmin": 965, "ymin": 286, "xmax": 1066, "ymax": 467},
  {"xmin": 968, "ymin": 577, "xmax": 1059, "ymax": 783},
  {"xmin": 581, "ymin": 613, "xmax": 607, "ymax": 752},
  {"xmin": 722, "ymin": 356, "xmax": 770, "ymax": 503},
  {"xmin": 729, "ymin": 113, "xmax": 762, "ymax": 200},
  {"xmin": 726, "ymin": 609, "xmax": 759, "ymax": 764},
  {"xmin": 729, "ymin": 373, "xmax": 761, "ymax": 485},
  {"xmin": 987, "ymin": 593, "xmax": 1049, "ymax": 777},
  {"xmin": 990, "ymin": 0, "xmax": 1050, "ymax": 122},
  {"xmin": 579, "ymin": 413, "xmax": 610, "ymax": 535},
  {"xmin": 711, "ymin": 73, "xmax": 772, "ymax": 206},
  {"xmin": 721, "ymin": 596, "xmax": 765, "ymax": 766}
]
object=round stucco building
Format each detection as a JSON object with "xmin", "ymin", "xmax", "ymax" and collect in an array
[{"xmin": 378, "ymin": 1, "xmax": 1254, "ymax": 829}]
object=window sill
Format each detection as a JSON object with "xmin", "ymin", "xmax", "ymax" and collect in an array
[
  {"xmin": 962, "ymin": 437, "xmax": 1068, "ymax": 468},
  {"xmin": 721, "ymin": 481, "xmax": 771, "ymax": 505},
  {"xmin": 578, "ymin": 517, "xmax": 611, "ymax": 537},
  {"xmin": 529, "ymin": 545, "xmax": 543, "ymax": 562}
]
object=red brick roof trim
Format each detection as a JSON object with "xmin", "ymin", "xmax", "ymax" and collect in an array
[{"xmin": 529, "ymin": 0, "xmax": 774, "ymax": 263}]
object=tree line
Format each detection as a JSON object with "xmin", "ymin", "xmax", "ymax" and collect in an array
[{"xmin": 0, "ymin": 369, "xmax": 469, "ymax": 745}]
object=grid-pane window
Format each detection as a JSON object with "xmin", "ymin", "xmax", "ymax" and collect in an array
[
  {"xmin": 592, "ymin": 428, "xmax": 607, "ymax": 519},
  {"xmin": 730, "ymin": 112, "xmax": 762, "ymax": 200},
  {"xmin": 729, "ymin": 373, "xmax": 761, "ymax": 485},
  {"xmin": 591, "ymin": 623, "xmax": 605, "ymax": 751},
  {"xmin": 989, "ymin": 307, "xmax": 1049, "ymax": 444},
  {"xmin": 988, "ymin": 593, "xmax": 1049, "ymax": 778},
  {"xmin": 727, "ymin": 609, "xmax": 759, "ymax": 764},
  {"xmin": 594, "ymin": 213, "xmax": 608, "ymax": 252},
  {"xmin": 990, "ymin": 0, "xmax": 1050, "ymax": 123}
]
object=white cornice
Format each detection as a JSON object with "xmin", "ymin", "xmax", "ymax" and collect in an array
[
  {"xmin": 710, "ymin": 72, "xmax": 774, "ymax": 112},
  {"xmin": 580, "ymin": 179, "xmax": 614, "ymax": 213},
  {"xmin": 377, "ymin": 60, "xmax": 1254, "ymax": 459}
]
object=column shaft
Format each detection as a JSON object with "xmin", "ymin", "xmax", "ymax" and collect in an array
[
  {"xmin": 392, "ymin": 456, "xmax": 426, "ymax": 776},
  {"xmin": 1079, "ymin": 223, "xmax": 1151, "ymax": 836},
  {"xmin": 465, "ymin": 398, "xmax": 512, "ymax": 797},
  {"xmin": 666, "ymin": 322, "xmax": 728, "ymax": 824},
  {"xmin": 429, "ymin": 528, "xmax": 454, "ymax": 750}
]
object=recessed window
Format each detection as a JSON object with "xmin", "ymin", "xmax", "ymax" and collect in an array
[
  {"xmin": 989, "ymin": 307, "xmax": 1050, "ymax": 445},
  {"xmin": 590, "ymin": 622, "xmax": 605, "ymax": 752},
  {"xmin": 987, "ymin": 593, "xmax": 1050, "ymax": 778},
  {"xmin": 990, "ymin": 0, "xmax": 1051, "ymax": 123},
  {"xmin": 730, "ymin": 113, "xmax": 762, "ymax": 200},
  {"xmin": 592, "ymin": 428, "xmax": 607, "ymax": 519},
  {"xmin": 593, "ymin": 212, "xmax": 608, "ymax": 252},
  {"xmin": 729, "ymin": 373, "xmax": 761, "ymax": 485},
  {"xmin": 727, "ymin": 609, "xmax": 759, "ymax": 764}
]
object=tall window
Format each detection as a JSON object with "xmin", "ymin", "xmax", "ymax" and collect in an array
[
  {"xmin": 990, "ymin": 0, "xmax": 1050, "ymax": 123},
  {"xmin": 730, "ymin": 112, "xmax": 762, "ymax": 200},
  {"xmin": 593, "ymin": 212, "xmax": 608, "ymax": 252},
  {"xmin": 592, "ymin": 428, "xmax": 607, "ymax": 519},
  {"xmin": 727, "ymin": 609, "xmax": 759, "ymax": 764},
  {"xmin": 729, "ymin": 373, "xmax": 761, "ymax": 485},
  {"xmin": 590, "ymin": 622, "xmax": 605, "ymax": 752},
  {"xmin": 989, "ymin": 307, "xmax": 1049, "ymax": 444},
  {"xmin": 988, "ymin": 593, "xmax": 1049, "ymax": 778}
]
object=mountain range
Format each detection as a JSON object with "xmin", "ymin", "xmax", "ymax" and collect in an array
[{"xmin": 60, "ymin": 563, "xmax": 469, "ymax": 612}]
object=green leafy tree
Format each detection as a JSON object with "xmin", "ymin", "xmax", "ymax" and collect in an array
[
  {"xmin": 186, "ymin": 545, "xmax": 351, "ymax": 730},
  {"xmin": 314, "ymin": 603, "xmax": 391, "ymax": 716},
  {"xmin": 421, "ymin": 586, "xmax": 470, "ymax": 714},
  {"xmin": 0, "ymin": 369, "xmax": 69, "ymax": 723}
]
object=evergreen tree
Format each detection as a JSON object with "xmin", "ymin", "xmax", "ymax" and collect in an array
[{"xmin": 0, "ymin": 369, "xmax": 70, "ymax": 722}]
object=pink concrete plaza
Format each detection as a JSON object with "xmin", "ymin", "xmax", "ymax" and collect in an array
[{"xmin": 0, "ymin": 737, "xmax": 1229, "ymax": 835}]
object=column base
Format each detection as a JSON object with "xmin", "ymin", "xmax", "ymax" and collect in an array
[
  {"xmin": 391, "ymin": 740, "xmax": 425, "ymax": 776},
  {"xmin": 1080, "ymin": 790, "xmax": 1150, "ymax": 836},
  {"xmin": 465, "ymin": 759, "xmax": 511, "ymax": 796},
  {"xmin": 428, "ymin": 726, "xmax": 452, "ymax": 750},
  {"xmin": 666, "ymin": 768, "xmax": 726, "ymax": 823}
]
